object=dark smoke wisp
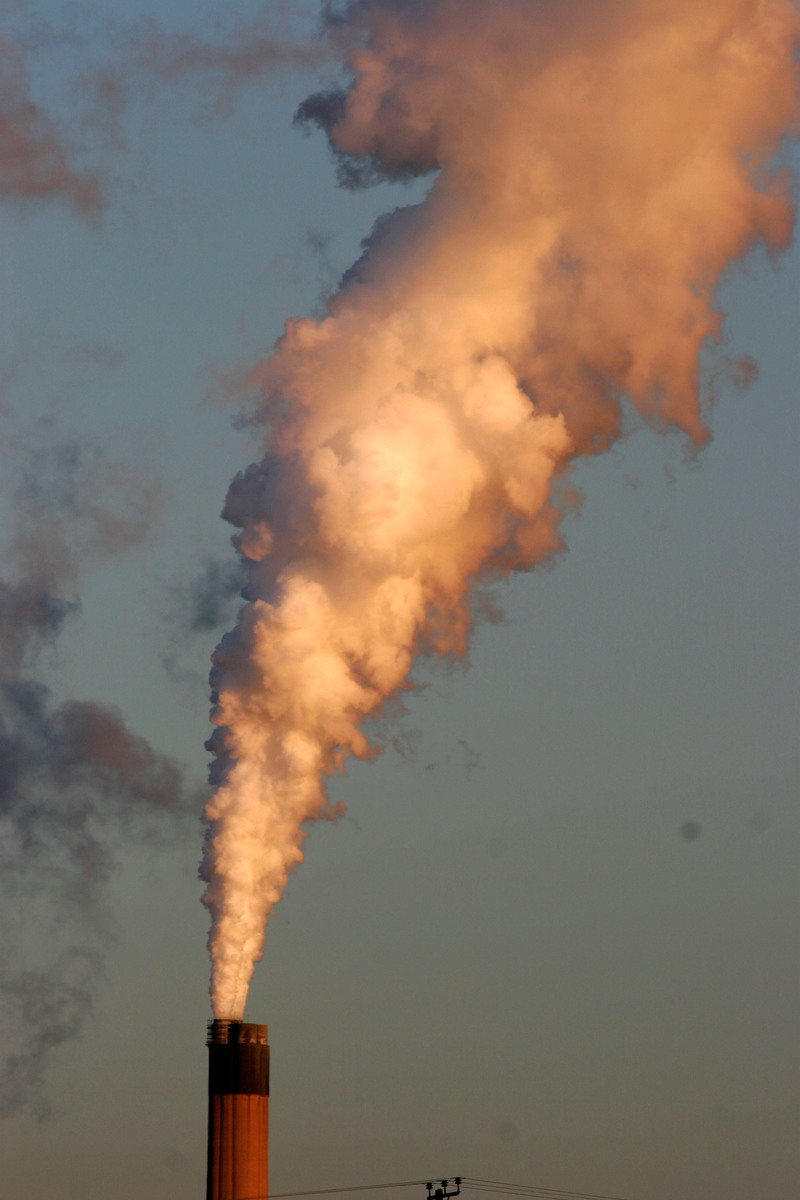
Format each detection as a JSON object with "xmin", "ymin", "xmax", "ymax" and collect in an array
[
  {"xmin": 0, "ymin": 432, "xmax": 201, "ymax": 1119},
  {"xmin": 0, "ymin": 19, "xmax": 102, "ymax": 215},
  {"xmin": 0, "ymin": 1, "xmax": 326, "ymax": 216}
]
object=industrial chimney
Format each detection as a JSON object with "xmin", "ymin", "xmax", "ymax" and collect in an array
[{"xmin": 207, "ymin": 1019, "xmax": 270, "ymax": 1200}]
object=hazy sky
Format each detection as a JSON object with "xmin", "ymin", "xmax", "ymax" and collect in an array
[{"xmin": 0, "ymin": 3, "xmax": 798, "ymax": 1199}]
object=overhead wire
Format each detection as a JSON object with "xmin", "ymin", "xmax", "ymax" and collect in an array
[
  {"xmin": 271, "ymin": 1183, "xmax": 428, "ymax": 1199},
  {"xmin": 269, "ymin": 1175, "xmax": 634, "ymax": 1200},
  {"xmin": 462, "ymin": 1176, "xmax": 632, "ymax": 1200}
]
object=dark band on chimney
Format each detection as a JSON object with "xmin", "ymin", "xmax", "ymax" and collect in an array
[{"xmin": 207, "ymin": 1020, "xmax": 270, "ymax": 1096}]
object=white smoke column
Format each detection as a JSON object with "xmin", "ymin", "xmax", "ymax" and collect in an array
[{"xmin": 202, "ymin": 0, "xmax": 799, "ymax": 1019}]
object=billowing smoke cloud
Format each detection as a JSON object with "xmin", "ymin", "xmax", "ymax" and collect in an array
[
  {"xmin": 0, "ymin": 434, "xmax": 200, "ymax": 1118},
  {"xmin": 202, "ymin": 0, "xmax": 799, "ymax": 1019}
]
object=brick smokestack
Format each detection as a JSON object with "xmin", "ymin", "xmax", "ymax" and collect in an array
[{"xmin": 207, "ymin": 1019, "xmax": 270, "ymax": 1200}]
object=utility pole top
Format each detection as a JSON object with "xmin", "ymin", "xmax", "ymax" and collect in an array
[{"xmin": 425, "ymin": 1179, "xmax": 461, "ymax": 1200}]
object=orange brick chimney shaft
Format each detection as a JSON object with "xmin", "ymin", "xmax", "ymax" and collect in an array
[{"xmin": 207, "ymin": 1020, "xmax": 269, "ymax": 1200}]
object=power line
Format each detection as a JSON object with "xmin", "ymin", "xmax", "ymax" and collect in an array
[
  {"xmin": 269, "ymin": 1176, "xmax": 634, "ymax": 1200},
  {"xmin": 463, "ymin": 1177, "xmax": 632, "ymax": 1200},
  {"xmin": 271, "ymin": 1183, "xmax": 429, "ymax": 1199}
]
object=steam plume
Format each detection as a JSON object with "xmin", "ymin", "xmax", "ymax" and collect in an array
[
  {"xmin": 0, "ymin": 434, "xmax": 198, "ymax": 1118},
  {"xmin": 202, "ymin": 0, "xmax": 799, "ymax": 1019}
]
